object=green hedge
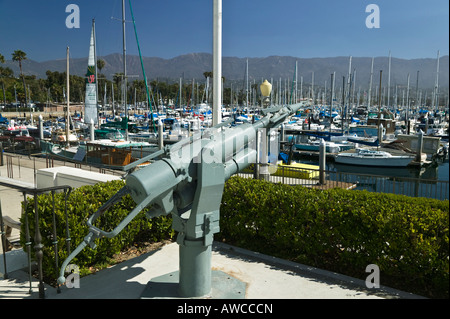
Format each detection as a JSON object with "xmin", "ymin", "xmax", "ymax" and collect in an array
[
  {"xmin": 20, "ymin": 180, "xmax": 174, "ymax": 282},
  {"xmin": 21, "ymin": 177, "xmax": 449, "ymax": 298},
  {"xmin": 218, "ymin": 177, "xmax": 449, "ymax": 299}
]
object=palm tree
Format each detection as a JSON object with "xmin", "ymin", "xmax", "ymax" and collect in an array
[
  {"xmin": 0, "ymin": 55, "xmax": 14, "ymax": 108},
  {"xmin": 12, "ymin": 50, "xmax": 29, "ymax": 111},
  {"xmin": 97, "ymin": 59, "xmax": 105, "ymax": 73},
  {"xmin": 203, "ymin": 71, "xmax": 213, "ymax": 79},
  {"xmin": 113, "ymin": 72, "xmax": 124, "ymax": 104},
  {"xmin": 11, "ymin": 50, "xmax": 27, "ymax": 76}
]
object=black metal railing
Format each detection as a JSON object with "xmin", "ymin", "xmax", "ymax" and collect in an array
[
  {"xmin": 239, "ymin": 164, "xmax": 449, "ymax": 201},
  {"xmin": 2, "ymin": 152, "xmax": 126, "ymax": 181},
  {"xmin": 0, "ymin": 181, "xmax": 72, "ymax": 299},
  {"xmin": 1, "ymin": 157, "xmax": 448, "ymax": 300}
]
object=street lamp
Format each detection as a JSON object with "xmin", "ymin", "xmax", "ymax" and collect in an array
[
  {"xmin": 258, "ymin": 79, "xmax": 272, "ymax": 181},
  {"xmin": 260, "ymin": 79, "xmax": 272, "ymax": 107}
]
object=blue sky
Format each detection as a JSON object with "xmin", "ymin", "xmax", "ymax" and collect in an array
[{"xmin": 0, "ymin": 0, "xmax": 448, "ymax": 62}]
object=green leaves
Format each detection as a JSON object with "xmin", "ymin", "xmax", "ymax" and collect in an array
[
  {"xmin": 219, "ymin": 176, "xmax": 449, "ymax": 298},
  {"xmin": 20, "ymin": 180, "xmax": 174, "ymax": 283}
]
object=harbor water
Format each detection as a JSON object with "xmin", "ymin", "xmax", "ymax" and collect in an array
[{"xmin": 296, "ymin": 154, "xmax": 449, "ymax": 201}]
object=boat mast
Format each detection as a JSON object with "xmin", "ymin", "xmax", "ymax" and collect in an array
[
  {"xmin": 406, "ymin": 73, "xmax": 410, "ymax": 122},
  {"xmin": 387, "ymin": 51, "xmax": 391, "ymax": 108},
  {"xmin": 111, "ymin": 82, "xmax": 115, "ymax": 116},
  {"xmin": 434, "ymin": 50, "xmax": 440, "ymax": 111},
  {"xmin": 377, "ymin": 70, "xmax": 382, "ymax": 127},
  {"xmin": 377, "ymin": 70, "xmax": 383, "ymax": 149},
  {"xmin": 179, "ymin": 77, "xmax": 182, "ymax": 109},
  {"xmin": 122, "ymin": 0, "xmax": 128, "ymax": 140},
  {"xmin": 415, "ymin": 71, "xmax": 419, "ymax": 112},
  {"xmin": 345, "ymin": 56, "xmax": 352, "ymax": 126},
  {"xmin": 246, "ymin": 59, "xmax": 249, "ymax": 109},
  {"xmin": 295, "ymin": 61, "xmax": 298, "ymax": 104},
  {"xmin": 330, "ymin": 72, "xmax": 335, "ymax": 131},
  {"xmin": 368, "ymin": 57, "xmax": 374, "ymax": 110},
  {"xmin": 66, "ymin": 46, "xmax": 70, "ymax": 148}
]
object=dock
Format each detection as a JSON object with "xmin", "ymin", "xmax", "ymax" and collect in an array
[{"xmin": 237, "ymin": 173, "xmax": 357, "ymax": 191}]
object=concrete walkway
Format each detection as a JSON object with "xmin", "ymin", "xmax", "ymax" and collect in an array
[{"xmin": 1, "ymin": 241, "xmax": 424, "ymax": 299}]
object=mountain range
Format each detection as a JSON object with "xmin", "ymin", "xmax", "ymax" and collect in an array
[{"xmin": 3, "ymin": 53, "xmax": 448, "ymax": 91}]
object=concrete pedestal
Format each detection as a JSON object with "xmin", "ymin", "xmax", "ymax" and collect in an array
[{"xmin": 141, "ymin": 270, "xmax": 246, "ymax": 299}]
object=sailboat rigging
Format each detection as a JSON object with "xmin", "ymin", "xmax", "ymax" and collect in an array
[
  {"xmin": 84, "ymin": 20, "xmax": 98, "ymax": 126},
  {"xmin": 128, "ymin": 0, "xmax": 156, "ymax": 133}
]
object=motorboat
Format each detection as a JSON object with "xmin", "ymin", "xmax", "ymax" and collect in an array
[
  {"xmin": 295, "ymin": 139, "xmax": 354, "ymax": 153},
  {"xmin": 335, "ymin": 148, "xmax": 415, "ymax": 167}
]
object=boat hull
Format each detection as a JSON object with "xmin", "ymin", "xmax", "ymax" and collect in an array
[
  {"xmin": 273, "ymin": 163, "xmax": 319, "ymax": 179},
  {"xmin": 335, "ymin": 154, "xmax": 414, "ymax": 167},
  {"xmin": 242, "ymin": 162, "xmax": 319, "ymax": 179},
  {"xmin": 295, "ymin": 143, "xmax": 341, "ymax": 153}
]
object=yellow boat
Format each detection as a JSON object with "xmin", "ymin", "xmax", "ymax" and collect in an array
[
  {"xmin": 242, "ymin": 161, "xmax": 320, "ymax": 179},
  {"xmin": 273, "ymin": 162, "xmax": 319, "ymax": 179}
]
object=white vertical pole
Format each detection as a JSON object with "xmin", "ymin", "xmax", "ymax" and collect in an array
[
  {"xmin": 406, "ymin": 73, "xmax": 410, "ymax": 121},
  {"xmin": 66, "ymin": 46, "xmax": 70, "ymax": 148},
  {"xmin": 368, "ymin": 57, "xmax": 374, "ymax": 109},
  {"xmin": 122, "ymin": 0, "xmax": 128, "ymax": 140},
  {"xmin": 179, "ymin": 77, "xmax": 182, "ymax": 107},
  {"xmin": 246, "ymin": 60, "xmax": 249, "ymax": 109},
  {"xmin": 213, "ymin": 0, "xmax": 222, "ymax": 126},
  {"xmin": 434, "ymin": 50, "xmax": 440, "ymax": 110},
  {"xmin": 387, "ymin": 51, "xmax": 391, "ymax": 108},
  {"xmin": 90, "ymin": 119, "xmax": 95, "ymax": 142},
  {"xmin": 295, "ymin": 61, "xmax": 298, "ymax": 104}
]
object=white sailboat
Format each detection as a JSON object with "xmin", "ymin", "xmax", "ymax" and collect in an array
[
  {"xmin": 41, "ymin": 15, "xmax": 158, "ymax": 168},
  {"xmin": 335, "ymin": 148, "xmax": 415, "ymax": 167}
]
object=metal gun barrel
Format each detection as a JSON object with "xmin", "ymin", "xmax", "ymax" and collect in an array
[{"xmin": 57, "ymin": 103, "xmax": 302, "ymax": 287}]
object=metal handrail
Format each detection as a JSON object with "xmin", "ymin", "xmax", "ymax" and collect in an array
[
  {"xmin": 239, "ymin": 164, "xmax": 449, "ymax": 201},
  {"xmin": 2, "ymin": 152, "xmax": 126, "ymax": 179},
  {"xmin": 0, "ymin": 180, "xmax": 72, "ymax": 299}
]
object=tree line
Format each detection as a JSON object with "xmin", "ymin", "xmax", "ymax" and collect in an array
[{"xmin": 1, "ymin": 51, "xmax": 250, "ymax": 112}]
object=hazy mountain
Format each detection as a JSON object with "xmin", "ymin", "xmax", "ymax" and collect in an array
[{"xmin": 3, "ymin": 53, "xmax": 448, "ymax": 90}]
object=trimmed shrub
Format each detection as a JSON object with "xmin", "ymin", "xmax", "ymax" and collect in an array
[
  {"xmin": 20, "ymin": 176, "xmax": 448, "ymax": 298},
  {"xmin": 218, "ymin": 176, "xmax": 449, "ymax": 298},
  {"xmin": 20, "ymin": 180, "xmax": 174, "ymax": 282}
]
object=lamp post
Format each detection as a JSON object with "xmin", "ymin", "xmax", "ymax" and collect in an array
[
  {"xmin": 259, "ymin": 80, "xmax": 272, "ymax": 181},
  {"xmin": 260, "ymin": 79, "xmax": 272, "ymax": 107},
  {"xmin": 212, "ymin": 0, "xmax": 222, "ymax": 126}
]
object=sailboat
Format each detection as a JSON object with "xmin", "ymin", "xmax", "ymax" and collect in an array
[
  {"xmin": 84, "ymin": 21, "xmax": 98, "ymax": 126},
  {"xmin": 41, "ymin": 17, "xmax": 158, "ymax": 169},
  {"xmin": 334, "ymin": 148, "xmax": 415, "ymax": 167}
]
